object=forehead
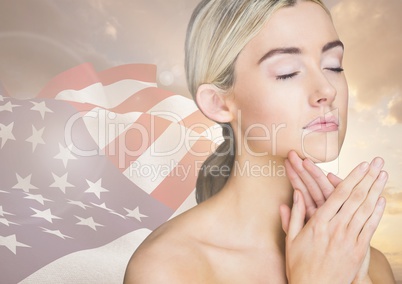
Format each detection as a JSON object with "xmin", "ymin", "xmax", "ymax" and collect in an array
[{"xmin": 241, "ymin": 1, "xmax": 338, "ymax": 57}]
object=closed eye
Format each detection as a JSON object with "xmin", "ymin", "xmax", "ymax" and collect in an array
[
  {"xmin": 276, "ymin": 71, "xmax": 300, "ymax": 80},
  {"xmin": 325, "ymin": 67, "xmax": 344, "ymax": 73}
]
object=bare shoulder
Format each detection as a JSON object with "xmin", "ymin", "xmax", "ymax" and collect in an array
[
  {"xmin": 369, "ymin": 246, "xmax": 396, "ymax": 284},
  {"xmin": 123, "ymin": 210, "xmax": 212, "ymax": 283}
]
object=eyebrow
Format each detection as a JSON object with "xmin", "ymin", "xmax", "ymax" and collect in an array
[
  {"xmin": 322, "ymin": 40, "xmax": 344, "ymax": 53},
  {"xmin": 258, "ymin": 40, "xmax": 344, "ymax": 64}
]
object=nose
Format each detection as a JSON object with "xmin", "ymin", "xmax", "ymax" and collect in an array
[{"xmin": 309, "ymin": 71, "xmax": 337, "ymax": 106}]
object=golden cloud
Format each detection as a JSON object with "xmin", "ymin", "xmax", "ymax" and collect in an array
[{"xmin": 332, "ymin": 0, "xmax": 402, "ymax": 123}]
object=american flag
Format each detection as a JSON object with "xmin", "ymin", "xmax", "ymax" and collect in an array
[{"xmin": 0, "ymin": 63, "xmax": 221, "ymax": 283}]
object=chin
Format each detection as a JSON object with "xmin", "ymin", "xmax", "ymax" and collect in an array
[
  {"xmin": 305, "ymin": 150, "xmax": 340, "ymax": 163},
  {"xmin": 301, "ymin": 132, "xmax": 343, "ymax": 163}
]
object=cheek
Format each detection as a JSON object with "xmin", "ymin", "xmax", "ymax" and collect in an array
[
  {"xmin": 237, "ymin": 101, "xmax": 304, "ymax": 157},
  {"xmin": 232, "ymin": 79, "xmax": 307, "ymax": 156}
]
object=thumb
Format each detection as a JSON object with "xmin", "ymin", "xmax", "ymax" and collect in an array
[
  {"xmin": 287, "ymin": 190, "xmax": 306, "ymax": 241},
  {"xmin": 279, "ymin": 204, "xmax": 291, "ymax": 234}
]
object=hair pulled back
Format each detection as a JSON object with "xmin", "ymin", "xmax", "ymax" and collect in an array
[{"xmin": 185, "ymin": 0, "xmax": 329, "ymax": 203}]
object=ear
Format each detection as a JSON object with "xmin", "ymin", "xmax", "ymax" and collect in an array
[{"xmin": 195, "ymin": 84, "xmax": 233, "ymax": 123}]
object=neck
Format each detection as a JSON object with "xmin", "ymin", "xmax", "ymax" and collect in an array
[{"xmin": 214, "ymin": 153, "xmax": 293, "ymax": 251}]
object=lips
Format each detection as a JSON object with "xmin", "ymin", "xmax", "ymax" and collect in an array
[{"xmin": 303, "ymin": 115, "xmax": 339, "ymax": 132}]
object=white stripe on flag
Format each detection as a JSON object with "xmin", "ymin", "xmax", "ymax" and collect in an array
[
  {"xmin": 55, "ymin": 80, "xmax": 157, "ymax": 109},
  {"xmin": 123, "ymin": 123, "xmax": 200, "ymax": 194},
  {"xmin": 147, "ymin": 95, "xmax": 198, "ymax": 122},
  {"xmin": 169, "ymin": 188, "xmax": 197, "ymax": 220},
  {"xmin": 82, "ymin": 108, "xmax": 143, "ymax": 149},
  {"xmin": 20, "ymin": 229, "xmax": 151, "ymax": 284}
]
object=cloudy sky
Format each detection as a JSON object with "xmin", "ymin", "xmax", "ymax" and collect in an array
[{"xmin": 1, "ymin": 0, "xmax": 401, "ymax": 281}]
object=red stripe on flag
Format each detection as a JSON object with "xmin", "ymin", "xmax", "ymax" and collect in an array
[
  {"xmin": 180, "ymin": 110, "xmax": 216, "ymax": 134},
  {"xmin": 110, "ymin": 87, "xmax": 173, "ymax": 114},
  {"xmin": 0, "ymin": 80, "xmax": 10, "ymax": 97},
  {"xmin": 103, "ymin": 114, "xmax": 173, "ymax": 170},
  {"xmin": 65, "ymin": 101, "xmax": 100, "ymax": 113},
  {"xmin": 37, "ymin": 63, "xmax": 99, "ymax": 98},
  {"xmin": 151, "ymin": 137, "xmax": 215, "ymax": 210}
]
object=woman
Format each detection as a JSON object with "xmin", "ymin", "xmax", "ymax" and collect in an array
[{"xmin": 125, "ymin": 0, "xmax": 396, "ymax": 283}]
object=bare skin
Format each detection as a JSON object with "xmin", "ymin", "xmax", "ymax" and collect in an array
[
  {"xmin": 281, "ymin": 151, "xmax": 396, "ymax": 284},
  {"xmin": 125, "ymin": 156, "xmax": 395, "ymax": 283},
  {"xmin": 125, "ymin": 174, "xmax": 292, "ymax": 283},
  {"xmin": 124, "ymin": 2, "xmax": 395, "ymax": 283}
]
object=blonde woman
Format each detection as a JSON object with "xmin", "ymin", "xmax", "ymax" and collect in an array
[{"xmin": 125, "ymin": 0, "xmax": 396, "ymax": 283}]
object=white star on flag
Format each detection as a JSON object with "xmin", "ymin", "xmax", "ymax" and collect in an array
[
  {"xmin": 24, "ymin": 193, "xmax": 52, "ymax": 205},
  {"xmin": 125, "ymin": 206, "xmax": 148, "ymax": 222},
  {"xmin": 25, "ymin": 125, "xmax": 45, "ymax": 152},
  {"xmin": 12, "ymin": 174, "xmax": 38, "ymax": 193},
  {"xmin": 85, "ymin": 178, "xmax": 109, "ymax": 199},
  {"xmin": 0, "ymin": 218, "xmax": 18, "ymax": 227},
  {"xmin": 75, "ymin": 216, "xmax": 103, "ymax": 231},
  {"xmin": 31, "ymin": 208, "xmax": 61, "ymax": 223},
  {"xmin": 0, "ymin": 206, "xmax": 14, "ymax": 217},
  {"xmin": 50, "ymin": 172, "xmax": 74, "ymax": 193},
  {"xmin": 54, "ymin": 143, "xmax": 77, "ymax": 168},
  {"xmin": 0, "ymin": 122, "xmax": 16, "ymax": 149},
  {"xmin": 67, "ymin": 200, "xmax": 91, "ymax": 210},
  {"xmin": 0, "ymin": 101, "xmax": 20, "ymax": 112},
  {"xmin": 30, "ymin": 101, "xmax": 53, "ymax": 119},
  {"xmin": 0, "ymin": 234, "xmax": 30, "ymax": 254},
  {"xmin": 110, "ymin": 211, "xmax": 127, "ymax": 219},
  {"xmin": 91, "ymin": 202, "xmax": 111, "ymax": 211},
  {"xmin": 0, "ymin": 63, "xmax": 214, "ymax": 282},
  {"xmin": 41, "ymin": 228, "xmax": 73, "ymax": 240},
  {"xmin": 91, "ymin": 202, "xmax": 126, "ymax": 219}
]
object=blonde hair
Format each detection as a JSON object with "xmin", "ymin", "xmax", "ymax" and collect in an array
[{"xmin": 185, "ymin": 0, "xmax": 329, "ymax": 203}]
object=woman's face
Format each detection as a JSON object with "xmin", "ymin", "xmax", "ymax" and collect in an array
[{"xmin": 228, "ymin": 1, "xmax": 348, "ymax": 162}]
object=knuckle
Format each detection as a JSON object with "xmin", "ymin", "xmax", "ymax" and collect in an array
[
  {"xmin": 352, "ymin": 213, "xmax": 364, "ymax": 227},
  {"xmin": 328, "ymin": 229, "xmax": 347, "ymax": 247},
  {"xmin": 351, "ymin": 189, "xmax": 367, "ymax": 203},
  {"xmin": 364, "ymin": 219, "xmax": 377, "ymax": 232},
  {"xmin": 360, "ymin": 203, "xmax": 375, "ymax": 217},
  {"xmin": 335, "ymin": 183, "xmax": 349, "ymax": 198},
  {"xmin": 310, "ymin": 217, "xmax": 327, "ymax": 236},
  {"xmin": 315, "ymin": 198, "xmax": 325, "ymax": 207},
  {"xmin": 367, "ymin": 168, "xmax": 380, "ymax": 179}
]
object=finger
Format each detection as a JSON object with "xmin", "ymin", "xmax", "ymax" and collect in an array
[
  {"xmin": 336, "ymin": 158, "xmax": 384, "ymax": 222},
  {"xmin": 287, "ymin": 190, "xmax": 306, "ymax": 241},
  {"xmin": 357, "ymin": 197, "xmax": 386, "ymax": 248},
  {"xmin": 303, "ymin": 158, "xmax": 335, "ymax": 200},
  {"xmin": 316, "ymin": 161, "xmax": 370, "ymax": 221},
  {"xmin": 328, "ymin": 173, "xmax": 342, "ymax": 187},
  {"xmin": 288, "ymin": 151, "xmax": 325, "ymax": 207},
  {"xmin": 279, "ymin": 204, "xmax": 291, "ymax": 235},
  {"xmin": 347, "ymin": 171, "xmax": 388, "ymax": 237},
  {"xmin": 285, "ymin": 158, "xmax": 317, "ymax": 217},
  {"xmin": 287, "ymin": 151, "xmax": 319, "ymax": 208}
]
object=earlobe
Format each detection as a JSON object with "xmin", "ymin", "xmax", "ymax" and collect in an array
[{"xmin": 195, "ymin": 84, "xmax": 234, "ymax": 123}]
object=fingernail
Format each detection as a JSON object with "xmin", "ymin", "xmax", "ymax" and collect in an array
[
  {"xmin": 379, "ymin": 171, "xmax": 388, "ymax": 181},
  {"xmin": 373, "ymin": 157, "xmax": 384, "ymax": 168},
  {"xmin": 293, "ymin": 190, "xmax": 298, "ymax": 204},
  {"xmin": 360, "ymin": 162, "xmax": 369, "ymax": 171}
]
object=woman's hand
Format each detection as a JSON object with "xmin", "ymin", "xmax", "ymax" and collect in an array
[
  {"xmin": 282, "ymin": 151, "xmax": 379, "ymax": 283},
  {"xmin": 283, "ymin": 151, "xmax": 342, "ymax": 220},
  {"xmin": 280, "ymin": 153, "xmax": 387, "ymax": 284}
]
